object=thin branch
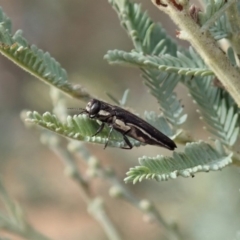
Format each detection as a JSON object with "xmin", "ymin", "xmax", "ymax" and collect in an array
[
  {"xmin": 0, "ymin": 44, "xmax": 92, "ymax": 102},
  {"xmin": 71, "ymin": 142, "xmax": 182, "ymax": 240},
  {"xmin": 49, "ymin": 140, "xmax": 90, "ymax": 202},
  {"xmin": 46, "ymin": 90, "xmax": 122, "ymax": 240},
  {"xmin": 48, "ymin": 140, "xmax": 122, "ymax": 240},
  {"xmin": 0, "ymin": 179, "xmax": 53, "ymax": 240},
  {"xmin": 88, "ymin": 198, "xmax": 121, "ymax": 240}
]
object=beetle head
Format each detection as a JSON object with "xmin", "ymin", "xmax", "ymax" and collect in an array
[{"xmin": 86, "ymin": 99, "xmax": 101, "ymax": 118}]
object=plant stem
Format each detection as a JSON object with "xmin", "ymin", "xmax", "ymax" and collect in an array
[
  {"xmin": 72, "ymin": 142, "xmax": 182, "ymax": 240},
  {"xmin": 0, "ymin": 179, "xmax": 53, "ymax": 240},
  {"xmin": 47, "ymin": 90, "xmax": 122, "ymax": 240}
]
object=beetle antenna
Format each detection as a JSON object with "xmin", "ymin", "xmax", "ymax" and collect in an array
[{"xmin": 67, "ymin": 108, "xmax": 87, "ymax": 114}]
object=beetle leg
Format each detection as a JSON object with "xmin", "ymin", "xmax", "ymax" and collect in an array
[
  {"xmin": 104, "ymin": 127, "xmax": 113, "ymax": 149},
  {"xmin": 121, "ymin": 134, "xmax": 133, "ymax": 149},
  {"xmin": 120, "ymin": 129, "xmax": 132, "ymax": 149},
  {"xmin": 92, "ymin": 122, "xmax": 105, "ymax": 137}
]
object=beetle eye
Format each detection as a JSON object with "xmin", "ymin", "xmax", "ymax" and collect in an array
[{"xmin": 89, "ymin": 101, "xmax": 100, "ymax": 116}]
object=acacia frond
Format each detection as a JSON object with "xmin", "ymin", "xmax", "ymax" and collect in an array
[
  {"xmin": 0, "ymin": 7, "xmax": 11, "ymax": 33},
  {"xmin": 209, "ymin": 15, "xmax": 231, "ymax": 40},
  {"xmin": 0, "ymin": 8, "xmax": 90, "ymax": 101},
  {"xmin": 198, "ymin": 0, "xmax": 227, "ymax": 25},
  {"xmin": 26, "ymin": 110, "xmax": 178, "ymax": 148},
  {"xmin": 107, "ymin": 0, "xmax": 187, "ymax": 129},
  {"xmin": 125, "ymin": 141, "xmax": 232, "ymax": 184},
  {"xmin": 105, "ymin": 46, "xmax": 210, "ymax": 127},
  {"xmin": 105, "ymin": 49, "xmax": 213, "ymax": 77},
  {"xmin": 142, "ymin": 71, "xmax": 187, "ymax": 126},
  {"xmin": 107, "ymin": 0, "xmax": 240, "ymax": 148},
  {"xmin": 144, "ymin": 111, "xmax": 180, "ymax": 138},
  {"xmin": 25, "ymin": 111, "xmax": 142, "ymax": 149},
  {"xmin": 109, "ymin": 0, "xmax": 177, "ymax": 54},
  {"xmin": 187, "ymin": 76, "xmax": 239, "ymax": 147},
  {"xmin": 198, "ymin": 0, "xmax": 232, "ymax": 40}
]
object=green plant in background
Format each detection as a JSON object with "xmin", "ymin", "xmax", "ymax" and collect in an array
[{"xmin": 0, "ymin": 0, "xmax": 240, "ymax": 240}]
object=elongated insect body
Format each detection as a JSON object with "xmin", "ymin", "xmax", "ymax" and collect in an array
[{"xmin": 81, "ymin": 99, "xmax": 177, "ymax": 150}]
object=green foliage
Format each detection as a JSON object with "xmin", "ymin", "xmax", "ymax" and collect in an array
[
  {"xmin": 105, "ymin": 0, "xmax": 239, "ymax": 183},
  {"xmin": 0, "ymin": 7, "xmax": 11, "ymax": 38},
  {"xmin": 209, "ymin": 15, "xmax": 231, "ymax": 40},
  {"xmin": 142, "ymin": 71, "xmax": 187, "ymax": 126},
  {"xmin": 25, "ymin": 110, "xmax": 179, "ymax": 148},
  {"xmin": 0, "ymin": 7, "xmax": 90, "ymax": 101},
  {"xmin": 199, "ymin": 0, "xmax": 227, "ymax": 25},
  {"xmin": 0, "ymin": 178, "xmax": 51, "ymax": 240},
  {"xmin": 198, "ymin": 0, "xmax": 232, "ymax": 40},
  {"xmin": 1, "ymin": 1, "xmax": 239, "ymax": 240},
  {"xmin": 26, "ymin": 111, "xmax": 142, "ymax": 149},
  {"xmin": 144, "ymin": 111, "xmax": 179, "ymax": 138},
  {"xmin": 105, "ymin": 49, "xmax": 213, "ymax": 76},
  {"xmin": 0, "ymin": 0, "xmax": 238, "ymax": 186},
  {"xmin": 125, "ymin": 141, "xmax": 232, "ymax": 184},
  {"xmin": 107, "ymin": 0, "xmax": 188, "ymax": 130},
  {"xmin": 109, "ymin": 0, "xmax": 177, "ymax": 54},
  {"xmin": 187, "ymin": 76, "xmax": 239, "ymax": 147}
]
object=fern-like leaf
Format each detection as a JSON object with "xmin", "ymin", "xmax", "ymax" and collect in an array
[
  {"xmin": 187, "ymin": 76, "xmax": 239, "ymax": 147},
  {"xmin": 0, "ymin": 8, "xmax": 90, "ymax": 101},
  {"xmin": 125, "ymin": 141, "xmax": 232, "ymax": 184},
  {"xmin": 107, "ymin": 0, "xmax": 239, "ymax": 150},
  {"xmin": 198, "ymin": 0, "xmax": 227, "ymax": 25},
  {"xmin": 26, "ymin": 111, "xmax": 143, "ymax": 149},
  {"xmin": 198, "ymin": 0, "xmax": 232, "ymax": 40},
  {"xmin": 105, "ymin": 46, "xmax": 211, "ymax": 127},
  {"xmin": 26, "ymin": 110, "xmax": 178, "ymax": 149},
  {"xmin": 143, "ymin": 71, "xmax": 187, "ymax": 126},
  {"xmin": 144, "ymin": 111, "xmax": 181, "ymax": 138},
  {"xmin": 107, "ymin": 0, "xmax": 188, "ymax": 129},
  {"xmin": 0, "ymin": 7, "xmax": 11, "ymax": 35},
  {"xmin": 105, "ymin": 49, "xmax": 213, "ymax": 77},
  {"xmin": 209, "ymin": 15, "xmax": 231, "ymax": 40},
  {"xmin": 109, "ymin": 0, "xmax": 177, "ymax": 54}
]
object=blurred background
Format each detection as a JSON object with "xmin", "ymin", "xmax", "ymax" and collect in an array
[{"xmin": 0, "ymin": 0, "xmax": 239, "ymax": 240}]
